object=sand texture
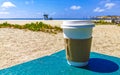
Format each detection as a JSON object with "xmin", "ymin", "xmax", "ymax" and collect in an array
[
  {"xmin": 0, "ymin": 20, "xmax": 63, "ymax": 26},
  {"xmin": 92, "ymin": 25, "xmax": 120, "ymax": 57},
  {"xmin": 0, "ymin": 28, "xmax": 64, "ymax": 69},
  {"xmin": 0, "ymin": 22, "xmax": 120, "ymax": 69}
]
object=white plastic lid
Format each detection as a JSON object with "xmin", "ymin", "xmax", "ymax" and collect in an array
[{"xmin": 61, "ymin": 20, "xmax": 95, "ymax": 28}]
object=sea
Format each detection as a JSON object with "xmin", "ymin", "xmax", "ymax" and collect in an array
[{"xmin": 0, "ymin": 18, "xmax": 101, "ymax": 20}]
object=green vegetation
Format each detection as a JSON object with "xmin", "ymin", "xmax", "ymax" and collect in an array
[
  {"xmin": 118, "ymin": 24, "xmax": 120, "ymax": 26},
  {"xmin": 94, "ymin": 20, "xmax": 120, "ymax": 26},
  {"xmin": 0, "ymin": 22, "xmax": 62, "ymax": 34}
]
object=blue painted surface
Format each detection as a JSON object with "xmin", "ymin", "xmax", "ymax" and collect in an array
[{"xmin": 0, "ymin": 50, "xmax": 120, "ymax": 75}]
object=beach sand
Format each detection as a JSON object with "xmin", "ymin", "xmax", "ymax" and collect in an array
[
  {"xmin": 0, "ymin": 20, "xmax": 120, "ymax": 69},
  {"xmin": 0, "ymin": 20, "xmax": 63, "ymax": 26}
]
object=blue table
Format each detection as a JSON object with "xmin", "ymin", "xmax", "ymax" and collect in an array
[{"xmin": 0, "ymin": 50, "xmax": 120, "ymax": 75}]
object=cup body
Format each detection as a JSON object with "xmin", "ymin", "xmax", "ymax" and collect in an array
[{"xmin": 61, "ymin": 20, "xmax": 95, "ymax": 67}]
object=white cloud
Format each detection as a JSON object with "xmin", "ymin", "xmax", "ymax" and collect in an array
[
  {"xmin": 1, "ymin": 1, "xmax": 16, "ymax": 8},
  {"xmin": 70, "ymin": 5, "xmax": 81, "ymax": 10},
  {"xmin": 94, "ymin": 7, "xmax": 105, "ymax": 12},
  {"xmin": 0, "ymin": 12, "xmax": 9, "ymax": 14},
  {"xmin": 105, "ymin": 3, "xmax": 115, "ymax": 9},
  {"xmin": 93, "ymin": 1, "xmax": 116, "ymax": 13}
]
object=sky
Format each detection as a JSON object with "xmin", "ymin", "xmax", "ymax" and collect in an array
[{"xmin": 0, "ymin": 0, "xmax": 120, "ymax": 18}]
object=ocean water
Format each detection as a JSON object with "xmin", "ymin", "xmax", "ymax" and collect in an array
[{"xmin": 0, "ymin": 18, "xmax": 97, "ymax": 20}]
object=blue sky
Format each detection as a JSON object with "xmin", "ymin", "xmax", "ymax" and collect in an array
[{"xmin": 0, "ymin": 0, "xmax": 120, "ymax": 18}]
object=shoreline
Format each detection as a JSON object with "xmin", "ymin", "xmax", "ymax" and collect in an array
[
  {"xmin": 0, "ymin": 20, "xmax": 63, "ymax": 26},
  {"xmin": 0, "ymin": 20, "xmax": 117, "ymax": 26}
]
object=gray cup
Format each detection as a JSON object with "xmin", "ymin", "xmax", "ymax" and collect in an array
[{"xmin": 61, "ymin": 20, "xmax": 95, "ymax": 67}]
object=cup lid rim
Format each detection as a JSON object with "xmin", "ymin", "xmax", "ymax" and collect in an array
[{"xmin": 61, "ymin": 20, "xmax": 95, "ymax": 28}]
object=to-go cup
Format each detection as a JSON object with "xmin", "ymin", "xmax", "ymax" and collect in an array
[{"xmin": 61, "ymin": 20, "xmax": 95, "ymax": 67}]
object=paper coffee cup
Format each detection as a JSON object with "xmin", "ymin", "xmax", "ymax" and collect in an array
[
  {"xmin": 61, "ymin": 20, "xmax": 95, "ymax": 67},
  {"xmin": 61, "ymin": 20, "xmax": 94, "ymax": 39}
]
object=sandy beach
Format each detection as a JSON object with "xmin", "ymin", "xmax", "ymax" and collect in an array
[
  {"xmin": 0, "ymin": 20, "xmax": 63, "ymax": 26},
  {"xmin": 0, "ymin": 20, "xmax": 120, "ymax": 70}
]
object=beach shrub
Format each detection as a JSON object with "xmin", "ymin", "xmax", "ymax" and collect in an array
[
  {"xmin": 54, "ymin": 26, "xmax": 63, "ymax": 32},
  {"xmin": 0, "ymin": 22, "xmax": 12, "ymax": 28},
  {"xmin": 0, "ymin": 22, "xmax": 62, "ymax": 34},
  {"xmin": 118, "ymin": 24, "xmax": 120, "ymax": 26},
  {"xmin": 13, "ymin": 24, "xmax": 23, "ymax": 29}
]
